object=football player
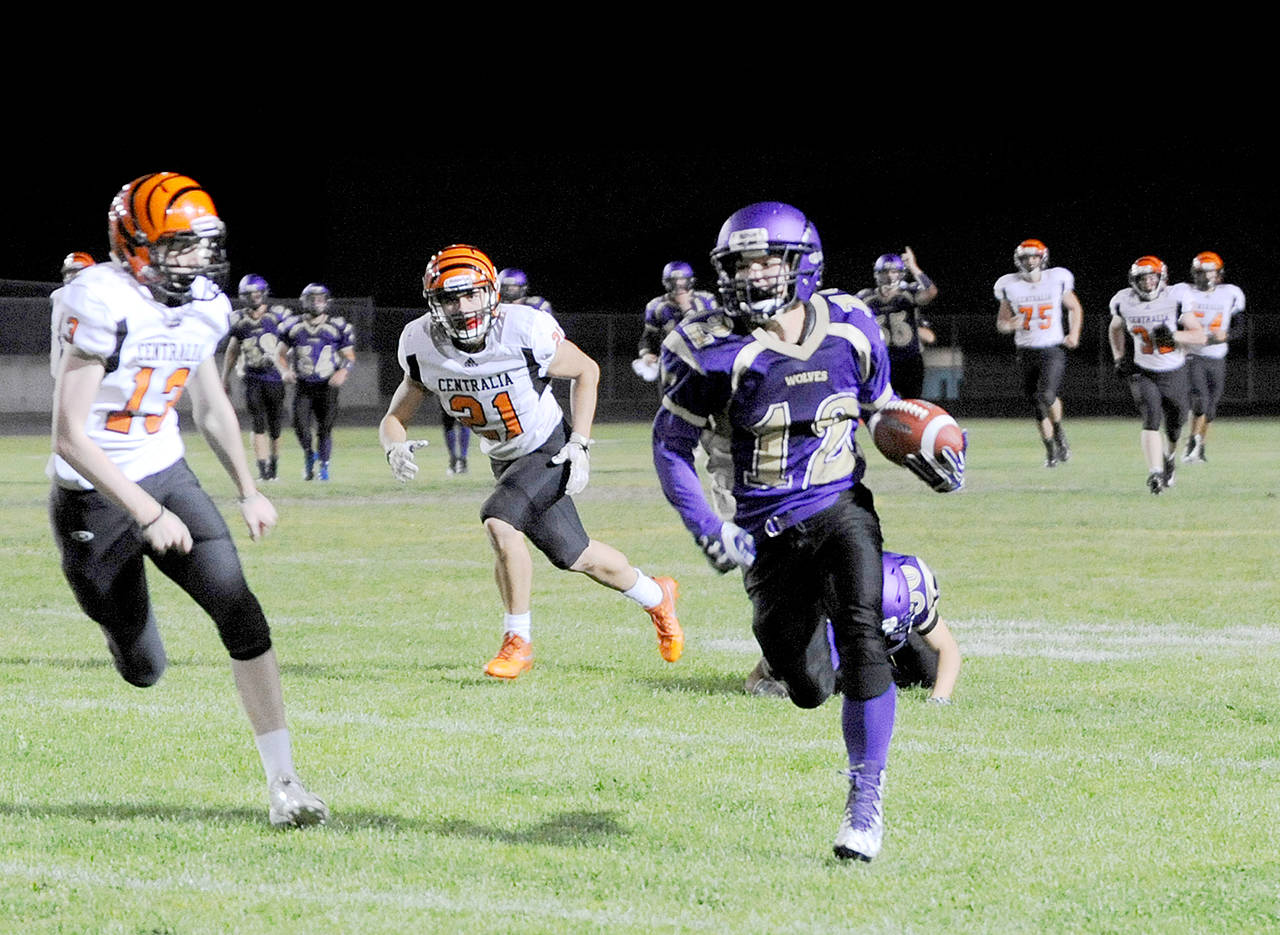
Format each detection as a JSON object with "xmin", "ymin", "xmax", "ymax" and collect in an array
[
  {"xmin": 652, "ymin": 202, "xmax": 965, "ymax": 863},
  {"xmin": 1108, "ymin": 256, "xmax": 1205, "ymax": 494},
  {"xmin": 994, "ymin": 239, "xmax": 1084, "ymax": 467},
  {"xmin": 48, "ymin": 172, "xmax": 326, "ymax": 828},
  {"xmin": 747, "ymin": 551, "xmax": 962, "ymax": 705},
  {"xmin": 634, "ymin": 261, "xmax": 718, "ymax": 382},
  {"xmin": 854, "ymin": 248, "xmax": 938, "ymax": 399},
  {"xmin": 379, "ymin": 245, "xmax": 683, "ymax": 679},
  {"xmin": 1168, "ymin": 252, "xmax": 1245, "ymax": 463},
  {"xmin": 496, "ymin": 267, "xmax": 555, "ymax": 315},
  {"xmin": 275, "ymin": 283, "xmax": 356, "ymax": 481},
  {"xmin": 222, "ymin": 274, "xmax": 288, "ymax": 481},
  {"xmin": 49, "ymin": 252, "xmax": 96, "ymax": 376}
]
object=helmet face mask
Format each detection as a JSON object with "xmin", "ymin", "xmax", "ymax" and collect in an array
[
  {"xmin": 426, "ymin": 246, "xmax": 500, "ymax": 350},
  {"xmin": 109, "ymin": 173, "xmax": 229, "ymax": 306},
  {"xmin": 710, "ymin": 202, "xmax": 823, "ymax": 326},
  {"xmin": 1128, "ymin": 256, "xmax": 1168, "ymax": 300},
  {"xmin": 238, "ymin": 274, "xmax": 270, "ymax": 309},
  {"xmin": 662, "ymin": 260, "xmax": 695, "ymax": 297},
  {"xmin": 873, "ymin": 253, "xmax": 905, "ymax": 291},
  {"xmin": 496, "ymin": 268, "xmax": 528, "ymax": 303},
  {"xmin": 1191, "ymin": 251, "xmax": 1224, "ymax": 290},
  {"xmin": 300, "ymin": 283, "xmax": 331, "ymax": 319},
  {"xmin": 1013, "ymin": 239, "xmax": 1048, "ymax": 279}
]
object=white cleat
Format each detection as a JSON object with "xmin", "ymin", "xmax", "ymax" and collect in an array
[
  {"xmin": 268, "ymin": 774, "xmax": 329, "ymax": 828},
  {"xmin": 833, "ymin": 767, "xmax": 884, "ymax": 861}
]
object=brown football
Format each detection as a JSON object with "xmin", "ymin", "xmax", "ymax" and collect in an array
[{"xmin": 869, "ymin": 398, "xmax": 964, "ymax": 467}]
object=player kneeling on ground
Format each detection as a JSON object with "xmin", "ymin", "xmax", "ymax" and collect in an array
[{"xmin": 380, "ymin": 245, "xmax": 683, "ymax": 679}]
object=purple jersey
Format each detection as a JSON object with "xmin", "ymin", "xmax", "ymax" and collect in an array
[
  {"xmin": 278, "ymin": 314, "xmax": 355, "ymax": 383},
  {"xmin": 638, "ymin": 291, "xmax": 718, "ymax": 357},
  {"xmin": 853, "ymin": 285, "xmax": 933, "ymax": 357},
  {"xmin": 655, "ymin": 290, "xmax": 894, "ymax": 538},
  {"xmin": 228, "ymin": 306, "xmax": 287, "ymax": 382}
]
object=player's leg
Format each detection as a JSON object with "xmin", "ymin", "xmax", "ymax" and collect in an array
[
  {"xmin": 1042, "ymin": 348, "xmax": 1070, "ymax": 462},
  {"xmin": 49, "ymin": 486, "xmax": 167, "ymax": 687},
  {"xmin": 148, "ymin": 461, "xmax": 326, "ymax": 826},
  {"xmin": 479, "ymin": 516, "xmax": 536, "ymax": 678},
  {"xmin": 245, "ymin": 380, "xmax": 271, "ymax": 480},
  {"xmin": 313, "ymin": 383, "xmax": 340, "ymax": 480},
  {"xmin": 1021, "ymin": 351, "xmax": 1056, "ymax": 466},
  {"xmin": 293, "ymin": 383, "xmax": 316, "ymax": 479},
  {"xmin": 1196, "ymin": 357, "xmax": 1224, "ymax": 462},
  {"xmin": 1158, "ymin": 368, "xmax": 1190, "ymax": 487},
  {"xmin": 1131, "ymin": 373, "xmax": 1166, "ymax": 493},
  {"xmin": 1184, "ymin": 357, "xmax": 1207, "ymax": 461},
  {"xmin": 263, "ymin": 381, "xmax": 285, "ymax": 479}
]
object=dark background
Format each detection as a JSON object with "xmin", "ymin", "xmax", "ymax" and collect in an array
[{"xmin": 9, "ymin": 145, "xmax": 1271, "ymax": 325}]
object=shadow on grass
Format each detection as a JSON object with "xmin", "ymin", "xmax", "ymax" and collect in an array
[
  {"xmin": 0, "ymin": 801, "xmax": 628, "ymax": 846},
  {"xmin": 634, "ymin": 671, "xmax": 752, "ymax": 696}
]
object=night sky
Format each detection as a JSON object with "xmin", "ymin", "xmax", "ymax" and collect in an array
[{"xmin": 12, "ymin": 144, "xmax": 1273, "ymax": 327}]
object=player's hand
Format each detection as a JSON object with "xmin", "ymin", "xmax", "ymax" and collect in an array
[
  {"xmin": 696, "ymin": 521, "xmax": 756, "ymax": 573},
  {"xmin": 551, "ymin": 433, "xmax": 591, "ymax": 496},
  {"xmin": 1063, "ymin": 333, "xmax": 1080, "ymax": 350},
  {"xmin": 386, "ymin": 440, "xmax": 430, "ymax": 483},
  {"xmin": 1114, "ymin": 357, "xmax": 1137, "ymax": 378},
  {"xmin": 139, "ymin": 506, "xmax": 193, "ymax": 554},
  {"xmin": 631, "ymin": 356, "xmax": 660, "ymax": 382},
  {"xmin": 903, "ymin": 430, "xmax": 966, "ymax": 493},
  {"xmin": 238, "ymin": 491, "xmax": 278, "ymax": 541},
  {"xmin": 329, "ymin": 368, "xmax": 350, "ymax": 388},
  {"xmin": 1151, "ymin": 323, "xmax": 1176, "ymax": 351}
]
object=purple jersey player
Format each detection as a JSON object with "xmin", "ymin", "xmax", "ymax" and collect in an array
[
  {"xmin": 652, "ymin": 202, "xmax": 964, "ymax": 863},
  {"xmin": 223, "ymin": 274, "xmax": 288, "ymax": 480},
  {"xmin": 634, "ymin": 261, "xmax": 718, "ymax": 381},
  {"xmin": 853, "ymin": 248, "xmax": 938, "ymax": 399}
]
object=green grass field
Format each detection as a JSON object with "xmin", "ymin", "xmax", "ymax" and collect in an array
[{"xmin": 3, "ymin": 417, "xmax": 1279, "ymax": 934}]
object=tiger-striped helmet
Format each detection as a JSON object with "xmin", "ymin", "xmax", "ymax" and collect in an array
[
  {"xmin": 423, "ymin": 245, "xmax": 500, "ymax": 349},
  {"xmin": 108, "ymin": 172, "xmax": 228, "ymax": 304}
]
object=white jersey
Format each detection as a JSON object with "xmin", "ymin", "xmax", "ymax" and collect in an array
[
  {"xmin": 1169, "ymin": 281, "xmax": 1245, "ymax": 360},
  {"xmin": 49, "ymin": 284, "xmax": 69, "ymax": 377},
  {"xmin": 49, "ymin": 262, "xmax": 231, "ymax": 489},
  {"xmin": 993, "ymin": 267, "xmax": 1076, "ymax": 348},
  {"xmin": 1109, "ymin": 287, "xmax": 1185, "ymax": 373},
  {"xmin": 397, "ymin": 302, "xmax": 566, "ymax": 461}
]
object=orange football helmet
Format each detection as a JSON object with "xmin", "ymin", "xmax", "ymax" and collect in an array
[
  {"xmin": 1013, "ymin": 239, "xmax": 1048, "ymax": 276},
  {"xmin": 108, "ymin": 172, "xmax": 228, "ymax": 304},
  {"xmin": 422, "ymin": 244, "xmax": 500, "ymax": 349},
  {"xmin": 61, "ymin": 251, "xmax": 95, "ymax": 283},
  {"xmin": 1129, "ymin": 256, "xmax": 1168, "ymax": 299},
  {"xmin": 1191, "ymin": 251, "xmax": 1224, "ymax": 289}
]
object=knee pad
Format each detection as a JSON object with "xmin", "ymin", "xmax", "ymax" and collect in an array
[{"xmin": 103, "ymin": 615, "xmax": 167, "ymax": 688}]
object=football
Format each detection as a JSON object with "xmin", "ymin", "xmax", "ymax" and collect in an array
[{"xmin": 868, "ymin": 398, "xmax": 964, "ymax": 467}]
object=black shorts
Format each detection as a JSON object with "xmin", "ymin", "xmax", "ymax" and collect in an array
[
  {"xmin": 244, "ymin": 376, "xmax": 285, "ymax": 437},
  {"xmin": 480, "ymin": 423, "xmax": 590, "ymax": 569},
  {"xmin": 1015, "ymin": 346, "xmax": 1066, "ymax": 418},
  {"xmin": 1187, "ymin": 355, "xmax": 1227, "ymax": 420},
  {"xmin": 49, "ymin": 460, "xmax": 272, "ymax": 661},
  {"xmin": 744, "ymin": 484, "xmax": 891, "ymax": 708},
  {"xmin": 1128, "ymin": 366, "xmax": 1189, "ymax": 433}
]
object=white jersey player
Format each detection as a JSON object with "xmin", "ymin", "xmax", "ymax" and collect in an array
[
  {"xmin": 379, "ymin": 244, "xmax": 683, "ymax": 680},
  {"xmin": 1168, "ymin": 251, "xmax": 1245, "ymax": 462},
  {"xmin": 48, "ymin": 172, "xmax": 326, "ymax": 828},
  {"xmin": 994, "ymin": 239, "xmax": 1083, "ymax": 467},
  {"xmin": 1107, "ymin": 256, "xmax": 1205, "ymax": 494}
]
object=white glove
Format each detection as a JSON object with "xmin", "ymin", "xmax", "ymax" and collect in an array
[
  {"xmin": 720, "ymin": 521, "xmax": 756, "ymax": 569},
  {"xmin": 551, "ymin": 432, "xmax": 591, "ymax": 496},
  {"xmin": 631, "ymin": 357, "xmax": 659, "ymax": 382},
  {"xmin": 386, "ymin": 440, "xmax": 430, "ymax": 483}
]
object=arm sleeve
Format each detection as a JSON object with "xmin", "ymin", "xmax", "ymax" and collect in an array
[{"xmin": 653, "ymin": 408, "xmax": 722, "ymax": 541}]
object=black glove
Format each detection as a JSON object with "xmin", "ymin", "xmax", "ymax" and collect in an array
[
  {"xmin": 1150, "ymin": 323, "xmax": 1176, "ymax": 351},
  {"xmin": 1114, "ymin": 358, "xmax": 1137, "ymax": 378}
]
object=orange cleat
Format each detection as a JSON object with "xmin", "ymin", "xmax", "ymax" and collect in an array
[
  {"xmin": 484, "ymin": 632, "xmax": 533, "ymax": 679},
  {"xmin": 646, "ymin": 576, "xmax": 683, "ymax": 663}
]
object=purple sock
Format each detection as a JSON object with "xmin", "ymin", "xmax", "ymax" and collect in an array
[{"xmin": 842, "ymin": 685, "xmax": 896, "ymax": 772}]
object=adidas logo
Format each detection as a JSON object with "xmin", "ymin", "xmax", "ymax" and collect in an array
[{"xmin": 463, "ymin": 357, "xmax": 478, "ymax": 367}]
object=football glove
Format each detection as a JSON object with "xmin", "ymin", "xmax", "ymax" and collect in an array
[
  {"xmin": 551, "ymin": 432, "xmax": 591, "ymax": 496},
  {"xmin": 386, "ymin": 439, "xmax": 430, "ymax": 483},
  {"xmin": 631, "ymin": 356, "xmax": 660, "ymax": 382},
  {"xmin": 1150, "ymin": 323, "xmax": 1176, "ymax": 351},
  {"xmin": 696, "ymin": 521, "xmax": 756, "ymax": 573},
  {"xmin": 1114, "ymin": 357, "xmax": 1137, "ymax": 378},
  {"xmin": 903, "ymin": 430, "xmax": 967, "ymax": 493}
]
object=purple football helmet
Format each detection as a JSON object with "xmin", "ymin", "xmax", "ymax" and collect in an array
[
  {"xmin": 300, "ymin": 282, "xmax": 330, "ymax": 316},
  {"xmin": 662, "ymin": 260, "xmax": 696, "ymax": 295},
  {"xmin": 710, "ymin": 201, "xmax": 823, "ymax": 324},
  {"xmin": 873, "ymin": 254, "xmax": 906, "ymax": 288},
  {"xmin": 238, "ymin": 273, "xmax": 270, "ymax": 300},
  {"xmin": 880, "ymin": 551, "xmax": 940, "ymax": 654},
  {"xmin": 497, "ymin": 268, "xmax": 528, "ymax": 302}
]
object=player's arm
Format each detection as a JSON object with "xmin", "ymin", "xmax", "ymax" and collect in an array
[
  {"xmin": 995, "ymin": 297, "xmax": 1019, "ymax": 334},
  {"xmin": 921, "ymin": 618, "xmax": 961, "ymax": 702},
  {"xmin": 275, "ymin": 335, "xmax": 296, "ymax": 383},
  {"xmin": 918, "ymin": 319, "xmax": 937, "ymax": 346},
  {"xmin": 220, "ymin": 335, "xmax": 241, "ymax": 391},
  {"xmin": 546, "ymin": 338, "xmax": 599, "ymax": 441},
  {"xmin": 1175, "ymin": 308, "xmax": 1206, "ymax": 347},
  {"xmin": 652, "ymin": 407, "xmax": 722, "ymax": 541},
  {"xmin": 52, "ymin": 349, "xmax": 182, "ymax": 548},
  {"xmin": 1063, "ymin": 291, "xmax": 1083, "ymax": 349},
  {"xmin": 379, "ymin": 376, "xmax": 431, "ymax": 482},
  {"xmin": 1108, "ymin": 314, "xmax": 1128, "ymax": 361},
  {"xmin": 330, "ymin": 345, "xmax": 356, "ymax": 387},
  {"xmin": 189, "ymin": 357, "xmax": 276, "ymax": 541},
  {"xmin": 903, "ymin": 247, "xmax": 938, "ymax": 305}
]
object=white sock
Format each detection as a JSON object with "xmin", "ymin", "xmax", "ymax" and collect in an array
[
  {"xmin": 254, "ymin": 727, "xmax": 296, "ymax": 784},
  {"xmin": 504, "ymin": 612, "xmax": 532, "ymax": 642},
  {"xmin": 622, "ymin": 569, "xmax": 664, "ymax": 609}
]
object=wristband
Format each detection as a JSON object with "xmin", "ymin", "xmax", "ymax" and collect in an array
[{"xmin": 139, "ymin": 506, "xmax": 165, "ymax": 530}]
